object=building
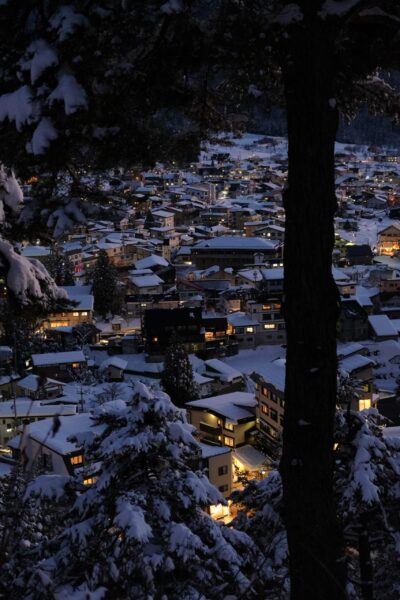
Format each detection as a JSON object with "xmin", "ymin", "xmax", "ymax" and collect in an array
[
  {"xmin": 0, "ymin": 401, "xmax": 76, "ymax": 447},
  {"xmin": 186, "ymin": 391, "xmax": 256, "ymax": 449},
  {"xmin": 377, "ymin": 224, "xmax": 400, "ymax": 256},
  {"xmin": 9, "ymin": 413, "xmax": 103, "ymax": 478},
  {"xmin": 143, "ymin": 307, "xmax": 204, "ymax": 355},
  {"xmin": 31, "ymin": 351, "xmax": 87, "ymax": 382},
  {"xmin": 337, "ymin": 299, "xmax": 369, "ymax": 342},
  {"xmin": 254, "ymin": 359, "xmax": 286, "ymax": 447},
  {"xmin": 191, "ymin": 236, "xmax": 282, "ymax": 270},
  {"xmin": 368, "ymin": 315, "xmax": 399, "ymax": 342},
  {"xmin": 198, "ymin": 443, "xmax": 232, "ymax": 504}
]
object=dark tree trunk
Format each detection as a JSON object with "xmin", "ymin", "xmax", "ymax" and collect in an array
[
  {"xmin": 279, "ymin": 16, "xmax": 347, "ymax": 600},
  {"xmin": 359, "ymin": 515, "xmax": 374, "ymax": 600}
]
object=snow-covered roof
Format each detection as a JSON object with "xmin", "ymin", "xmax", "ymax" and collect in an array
[
  {"xmin": 227, "ymin": 312, "xmax": 259, "ymax": 327},
  {"xmin": 21, "ymin": 245, "xmax": 50, "ymax": 258},
  {"xmin": 204, "ymin": 359, "xmax": 243, "ymax": 382},
  {"xmin": 186, "ymin": 392, "xmax": 256, "ymax": 423},
  {"xmin": 31, "ymin": 350, "xmax": 86, "ymax": 366},
  {"xmin": 129, "ymin": 273, "xmax": 163, "ymax": 288},
  {"xmin": 100, "ymin": 356, "xmax": 128, "ymax": 371},
  {"xmin": 368, "ymin": 315, "xmax": 399, "ymax": 338},
  {"xmin": 200, "ymin": 443, "xmax": 231, "ymax": 459},
  {"xmin": 256, "ymin": 359, "xmax": 286, "ymax": 392},
  {"xmin": 193, "ymin": 236, "xmax": 279, "ymax": 250},
  {"xmin": 17, "ymin": 374, "xmax": 66, "ymax": 392},
  {"xmin": 339, "ymin": 354, "xmax": 375, "ymax": 376},
  {"xmin": 0, "ymin": 400, "xmax": 76, "ymax": 419},
  {"xmin": 233, "ymin": 444, "xmax": 268, "ymax": 470},
  {"xmin": 261, "ymin": 267, "xmax": 284, "ymax": 280},
  {"xmin": 134, "ymin": 254, "xmax": 169, "ymax": 270},
  {"xmin": 21, "ymin": 413, "xmax": 105, "ymax": 455}
]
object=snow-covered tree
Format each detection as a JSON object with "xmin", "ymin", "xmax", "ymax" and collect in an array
[
  {"xmin": 45, "ymin": 245, "xmax": 74, "ymax": 286},
  {"xmin": 91, "ymin": 249, "xmax": 122, "ymax": 319},
  {"xmin": 22, "ymin": 383, "xmax": 259, "ymax": 599},
  {"xmin": 161, "ymin": 332, "xmax": 199, "ymax": 407},
  {"xmin": 334, "ymin": 409, "xmax": 400, "ymax": 599}
]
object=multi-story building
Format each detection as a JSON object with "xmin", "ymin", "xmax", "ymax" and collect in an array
[
  {"xmin": 186, "ymin": 391, "xmax": 257, "ymax": 449},
  {"xmin": 191, "ymin": 236, "xmax": 282, "ymax": 270},
  {"xmin": 377, "ymin": 224, "xmax": 400, "ymax": 256},
  {"xmin": 254, "ymin": 359, "xmax": 286, "ymax": 447}
]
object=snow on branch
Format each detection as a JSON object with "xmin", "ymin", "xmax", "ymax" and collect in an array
[
  {"xmin": 0, "ymin": 238, "xmax": 67, "ymax": 306},
  {"xmin": 0, "ymin": 85, "xmax": 39, "ymax": 130},
  {"xmin": 0, "ymin": 165, "xmax": 23, "ymax": 222}
]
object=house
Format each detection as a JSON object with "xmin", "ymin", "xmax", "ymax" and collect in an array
[
  {"xmin": 128, "ymin": 270, "xmax": 164, "ymax": 295},
  {"xmin": 337, "ymin": 299, "xmax": 369, "ymax": 342},
  {"xmin": 0, "ymin": 401, "xmax": 76, "ymax": 446},
  {"xmin": 368, "ymin": 315, "xmax": 399, "ymax": 342},
  {"xmin": 198, "ymin": 443, "xmax": 232, "ymax": 506},
  {"xmin": 143, "ymin": 307, "xmax": 204, "ymax": 355},
  {"xmin": 16, "ymin": 374, "xmax": 66, "ymax": 400},
  {"xmin": 203, "ymin": 359, "xmax": 244, "ymax": 393},
  {"xmin": 31, "ymin": 351, "xmax": 87, "ymax": 382},
  {"xmin": 245, "ymin": 295, "xmax": 286, "ymax": 345},
  {"xmin": 377, "ymin": 224, "xmax": 400, "ymax": 256},
  {"xmin": 232, "ymin": 444, "xmax": 270, "ymax": 481},
  {"xmin": 191, "ymin": 236, "xmax": 282, "ymax": 270},
  {"xmin": 9, "ymin": 413, "xmax": 104, "ymax": 477},
  {"xmin": 43, "ymin": 285, "xmax": 94, "ymax": 329},
  {"xmin": 99, "ymin": 356, "xmax": 128, "ymax": 381},
  {"xmin": 186, "ymin": 391, "xmax": 257, "ymax": 449},
  {"xmin": 345, "ymin": 244, "xmax": 374, "ymax": 266},
  {"xmin": 227, "ymin": 312, "xmax": 260, "ymax": 348}
]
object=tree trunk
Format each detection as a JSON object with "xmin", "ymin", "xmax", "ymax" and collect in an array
[
  {"xmin": 359, "ymin": 515, "xmax": 374, "ymax": 600},
  {"xmin": 279, "ymin": 18, "xmax": 347, "ymax": 600}
]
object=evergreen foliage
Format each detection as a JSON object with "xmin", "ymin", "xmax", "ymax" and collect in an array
[
  {"xmin": 161, "ymin": 332, "xmax": 199, "ymax": 407},
  {"xmin": 45, "ymin": 245, "xmax": 74, "ymax": 286},
  {"xmin": 91, "ymin": 249, "xmax": 122, "ymax": 318},
  {"xmin": 20, "ymin": 383, "xmax": 260, "ymax": 599}
]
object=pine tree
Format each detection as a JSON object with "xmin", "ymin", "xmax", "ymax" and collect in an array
[
  {"xmin": 144, "ymin": 209, "xmax": 155, "ymax": 230},
  {"xmin": 45, "ymin": 245, "xmax": 74, "ymax": 286},
  {"xmin": 161, "ymin": 332, "xmax": 199, "ymax": 407},
  {"xmin": 22, "ymin": 383, "xmax": 259, "ymax": 599},
  {"xmin": 91, "ymin": 249, "xmax": 122, "ymax": 319}
]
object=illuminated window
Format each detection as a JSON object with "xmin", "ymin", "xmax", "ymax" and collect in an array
[
  {"xmin": 70, "ymin": 455, "xmax": 84, "ymax": 465},
  {"xmin": 152, "ymin": 337, "xmax": 158, "ymax": 342},
  {"xmin": 81, "ymin": 311, "xmax": 88, "ymax": 316},
  {"xmin": 224, "ymin": 436, "xmax": 234, "ymax": 447},
  {"xmin": 246, "ymin": 326, "xmax": 254, "ymax": 333},
  {"xmin": 262, "ymin": 304, "xmax": 272, "ymax": 310},
  {"xmin": 359, "ymin": 399, "xmax": 371, "ymax": 411},
  {"xmin": 261, "ymin": 404, "xmax": 268, "ymax": 415},
  {"xmin": 83, "ymin": 476, "xmax": 98, "ymax": 485},
  {"xmin": 71, "ymin": 363, "xmax": 80, "ymax": 369},
  {"xmin": 72, "ymin": 312, "xmax": 79, "ymax": 317},
  {"xmin": 264, "ymin": 323, "xmax": 276, "ymax": 329},
  {"xmin": 224, "ymin": 422, "xmax": 234, "ymax": 431}
]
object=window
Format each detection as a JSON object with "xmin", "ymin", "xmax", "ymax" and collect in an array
[
  {"xmin": 262, "ymin": 314, "xmax": 272, "ymax": 321},
  {"xmin": 261, "ymin": 386, "xmax": 268, "ymax": 396},
  {"xmin": 72, "ymin": 312, "xmax": 79, "ymax": 317},
  {"xmin": 224, "ymin": 436, "xmax": 234, "ymax": 447},
  {"xmin": 246, "ymin": 326, "xmax": 254, "ymax": 333},
  {"xmin": 70, "ymin": 455, "xmax": 84, "ymax": 465},
  {"xmin": 262, "ymin": 304, "xmax": 272, "ymax": 310},
  {"xmin": 71, "ymin": 362, "xmax": 80, "ymax": 369},
  {"xmin": 218, "ymin": 484, "xmax": 229, "ymax": 492},
  {"xmin": 83, "ymin": 476, "xmax": 98, "ymax": 486},
  {"xmin": 218, "ymin": 465, "xmax": 228, "ymax": 476},
  {"xmin": 224, "ymin": 422, "xmax": 234, "ymax": 431},
  {"xmin": 270, "ymin": 409, "xmax": 278, "ymax": 422},
  {"xmin": 261, "ymin": 403, "xmax": 268, "ymax": 415},
  {"xmin": 81, "ymin": 311, "xmax": 88, "ymax": 317},
  {"xmin": 264, "ymin": 323, "xmax": 276, "ymax": 329},
  {"xmin": 359, "ymin": 399, "xmax": 371, "ymax": 411}
]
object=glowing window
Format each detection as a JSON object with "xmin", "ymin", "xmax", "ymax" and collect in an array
[{"xmin": 70, "ymin": 455, "xmax": 84, "ymax": 465}]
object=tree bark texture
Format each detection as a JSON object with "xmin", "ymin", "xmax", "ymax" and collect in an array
[{"xmin": 280, "ymin": 15, "xmax": 347, "ymax": 600}]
